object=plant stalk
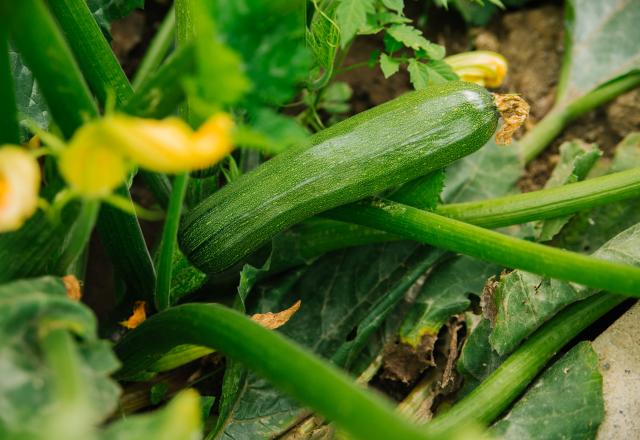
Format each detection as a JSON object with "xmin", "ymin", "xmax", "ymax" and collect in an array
[
  {"xmin": 425, "ymin": 293, "xmax": 626, "ymax": 435},
  {"xmin": 115, "ymin": 303, "xmax": 441, "ymax": 440},
  {"xmin": 0, "ymin": 25, "xmax": 19, "ymax": 144},
  {"xmin": 132, "ymin": 5, "xmax": 176, "ymax": 89},
  {"xmin": 55, "ymin": 199, "xmax": 100, "ymax": 275},
  {"xmin": 325, "ymin": 199, "xmax": 640, "ymax": 297},
  {"xmin": 155, "ymin": 173, "xmax": 189, "ymax": 311},
  {"xmin": 521, "ymin": 73, "xmax": 640, "ymax": 162},
  {"xmin": 47, "ymin": 0, "xmax": 133, "ymax": 105}
]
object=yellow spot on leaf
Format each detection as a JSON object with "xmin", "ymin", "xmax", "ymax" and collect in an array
[{"xmin": 251, "ymin": 300, "xmax": 301, "ymax": 330}]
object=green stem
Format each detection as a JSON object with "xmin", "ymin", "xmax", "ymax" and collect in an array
[
  {"xmin": 0, "ymin": 25, "xmax": 19, "ymax": 144},
  {"xmin": 297, "ymin": 167, "xmax": 640, "ymax": 263},
  {"xmin": 3, "ymin": 0, "xmax": 98, "ymax": 137},
  {"xmin": 326, "ymin": 199, "xmax": 640, "ymax": 297},
  {"xmin": 155, "ymin": 173, "xmax": 189, "ymax": 311},
  {"xmin": 436, "ymin": 166, "xmax": 640, "ymax": 228},
  {"xmin": 521, "ymin": 73, "xmax": 640, "ymax": 162},
  {"xmin": 55, "ymin": 199, "xmax": 100, "ymax": 274},
  {"xmin": 47, "ymin": 0, "xmax": 133, "ymax": 105},
  {"xmin": 41, "ymin": 328, "xmax": 84, "ymax": 406},
  {"xmin": 115, "ymin": 303, "xmax": 439, "ymax": 440},
  {"xmin": 425, "ymin": 293, "xmax": 626, "ymax": 435},
  {"xmin": 132, "ymin": 5, "xmax": 176, "ymax": 89}
]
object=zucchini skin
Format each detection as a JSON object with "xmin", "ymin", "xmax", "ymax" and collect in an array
[{"xmin": 180, "ymin": 81, "xmax": 498, "ymax": 273}]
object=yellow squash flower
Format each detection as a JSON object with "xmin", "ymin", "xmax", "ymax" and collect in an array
[
  {"xmin": 0, "ymin": 146, "xmax": 41, "ymax": 232},
  {"xmin": 444, "ymin": 50, "xmax": 508, "ymax": 88},
  {"xmin": 102, "ymin": 113, "xmax": 234, "ymax": 173},
  {"xmin": 58, "ymin": 123, "xmax": 129, "ymax": 198}
]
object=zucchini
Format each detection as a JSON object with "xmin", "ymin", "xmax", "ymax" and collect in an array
[{"xmin": 180, "ymin": 81, "xmax": 499, "ymax": 273}]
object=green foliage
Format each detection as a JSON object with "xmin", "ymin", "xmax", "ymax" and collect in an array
[
  {"xmin": 0, "ymin": 277, "xmax": 120, "ymax": 437},
  {"xmin": 491, "ymin": 342, "xmax": 604, "ymax": 439},
  {"xmin": 87, "ymin": 0, "xmax": 143, "ymax": 34}
]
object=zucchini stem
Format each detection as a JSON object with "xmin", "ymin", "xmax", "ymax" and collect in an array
[
  {"xmin": 114, "ymin": 303, "xmax": 441, "ymax": 440},
  {"xmin": 325, "ymin": 198, "xmax": 640, "ymax": 297},
  {"xmin": 132, "ymin": 5, "xmax": 176, "ymax": 89},
  {"xmin": 155, "ymin": 173, "xmax": 189, "ymax": 311},
  {"xmin": 55, "ymin": 199, "xmax": 100, "ymax": 275},
  {"xmin": 521, "ymin": 73, "xmax": 640, "ymax": 162}
]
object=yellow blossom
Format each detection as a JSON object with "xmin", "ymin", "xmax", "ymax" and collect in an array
[
  {"xmin": 120, "ymin": 300, "xmax": 147, "ymax": 329},
  {"xmin": 102, "ymin": 113, "xmax": 234, "ymax": 173},
  {"xmin": 58, "ymin": 123, "xmax": 129, "ymax": 198},
  {"xmin": 0, "ymin": 146, "xmax": 41, "ymax": 232},
  {"xmin": 444, "ymin": 50, "xmax": 508, "ymax": 88}
]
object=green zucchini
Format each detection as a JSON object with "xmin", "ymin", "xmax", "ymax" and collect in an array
[{"xmin": 180, "ymin": 81, "xmax": 499, "ymax": 273}]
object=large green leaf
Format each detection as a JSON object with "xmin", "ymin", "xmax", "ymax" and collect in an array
[
  {"xmin": 101, "ymin": 390, "xmax": 202, "ymax": 440},
  {"xmin": 399, "ymin": 257, "xmax": 500, "ymax": 347},
  {"xmin": 218, "ymin": 242, "xmax": 438, "ymax": 438},
  {"xmin": 557, "ymin": 0, "xmax": 640, "ymax": 105},
  {"xmin": 533, "ymin": 140, "xmax": 601, "ymax": 242},
  {"xmin": 0, "ymin": 276, "xmax": 120, "ymax": 437},
  {"xmin": 490, "ymin": 342, "xmax": 604, "ymax": 439},
  {"xmin": 489, "ymin": 222, "xmax": 640, "ymax": 356}
]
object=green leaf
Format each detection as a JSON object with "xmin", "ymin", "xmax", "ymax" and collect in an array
[
  {"xmin": 399, "ymin": 256, "xmax": 501, "ymax": 347},
  {"xmin": 0, "ymin": 276, "xmax": 120, "ymax": 437},
  {"xmin": 457, "ymin": 317, "xmax": 505, "ymax": 391},
  {"xmin": 557, "ymin": 0, "xmax": 640, "ymax": 105},
  {"xmin": 336, "ymin": 0, "xmax": 376, "ymax": 48},
  {"xmin": 442, "ymin": 140, "xmax": 523, "ymax": 203},
  {"xmin": 407, "ymin": 59, "xmax": 429, "ymax": 90},
  {"xmin": 318, "ymin": 81, "xmax": 353, "ymax": 114},
  {"xmin": 386, "ymin": 25, "xmax": 430, "ymax": 51},
  {"xmin": 382, "ymin": 0, "xmax": 404, "ymax": 14},
  {"xmin": 101, "ymin": 390, "xmax": 202, "ymax": 440},
  {"xmin": 490, "ymin": 342, "xmax": 604, "ymax": 439},
  {"xmin": 555, "ymin": 133, "xmax": 640, "ymax": 253},
  {"xmin": 380, "ymin": 53, "xmax": 401, "ymax": 78},
  {"xmin": 8, "ymin": 46, "xmax": 49, "ymax": 137},
  {"xmin": 307, "ymin": 1, "xmax": 340, "ymax": 85},
  {"xmin": 242, "ymin": 108, "xmax": 310, "ymax": 155},
  {"xmin": 489, "ymin": 222, "xmax": 640, "ymax": 356},
  {"xmin": 87, "ymin": 0, "xmax": 144, "ymax": 32},
  {"xmin": 534, "ymin": 140, "xmax": 601, "ymax": 242},
  {"xmin": 220, "ymin": 242, "xmax": 438, "ymax": 438},
  {"xmin": 391, "ymin": 169, "xmax": 446, "ymax": 210},
  {"xmin": 424, "ymin": 59, "xmax": 457, "ymax": 82}
]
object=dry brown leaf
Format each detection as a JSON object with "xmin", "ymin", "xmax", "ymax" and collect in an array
[
  {"xmin": 120, "ymin": 301, "xmax": 147, "ymax": 329},
  {"xmin": 251, "ymin": 300, "xmax": 301, "ymax": 330},
  {"xmin": 493, "ymin": 93, "xmax": 530, "ymax": 145},
  {"xmin": 62, "ymin": 275, "xmax": 82, "ymax": 301}
]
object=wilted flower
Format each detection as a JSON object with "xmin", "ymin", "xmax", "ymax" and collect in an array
[
  {"xmin": 444, "ymin": 50, "xmax": 508, "ymax": 88},
  {"xmin": 102, "ymin": 113, "xmax": 234, "ymax": 173},
  {"xmin": 0, "ymin": 146, "xmax": 41, "ymax": 232}
]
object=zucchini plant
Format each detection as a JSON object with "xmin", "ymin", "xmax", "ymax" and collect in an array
[{"xmin": 0, "ymin": 0, "xmax": 639, "ymax": 439}]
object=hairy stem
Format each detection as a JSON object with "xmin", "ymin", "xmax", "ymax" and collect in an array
[
  {"xmin": 326, "ymin": 199, "xmax": 640, "ymax": 297},
  {"xmin": 115, "ymin": 303, "xmax": 441, "ymax": 440},
  {"xmin": 0, "ymin": 25, "xmax": 19, "ymax": 144},
  {"xmin": 132, "ymin": 5, "xmax": 176, "ymax": 89},
  {"xmin": 425, "ymin": 293, "xmax": 626, "ymax": 435},
  {"xmin": 155, "ymin": 173, "xmax": 189, "ymax": 311},
  {"xmin": 521, "ymin": 73, "xmax": 640, "ymax": 162}
]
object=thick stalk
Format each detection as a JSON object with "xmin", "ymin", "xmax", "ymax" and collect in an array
[
  {"xmin": 2, "ymin": 0, "xmax": 98, "ymax": 138},
  {"xmin": 47, "ymin": 0, "xmax": 133, "ymax": 105},
  {"xmin": 521, "ymin": 73, "xmax": 640, "ymax": 162},
  {"xmin": 55, "ymin": 199, "xmax": 100, "ymax": 275},
  {"xmin": 436, "ymin": 166, "xmax": 640, "ymax": 228},
  {"xmin": 0, "ymin": 25, "xmax": 19, "ymax": 144},
  {"xmin": 115, "ymin": 303, "xmax": 439, "ymax": 440},
  {"xmin": 132, "ymin": 5, "xmax": 176, "ymax": 89},
  {"xmin": 425, "ymin": 293, "xmax": 626, "ymax": 435},
  {"xmin": 325, "ymin": 199, "xmax": 640, "ymax": 297},
  {"xmin": 155, "ymin": 173, "xmax": 189, "ymax": 311}
]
